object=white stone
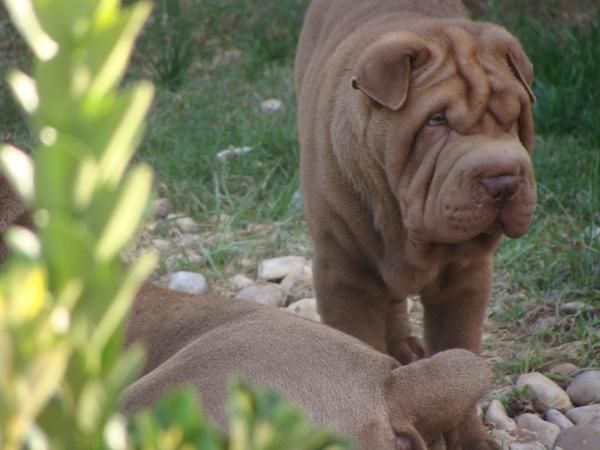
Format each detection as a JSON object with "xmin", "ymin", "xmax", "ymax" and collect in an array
[
  {"xmin": 560, "ymin": 301, "xmax": 591, "ymax": 315},
  {"xmin": 153, "ymin": 198, "xmax": 173, "ymax": 218},
  {"xmin": 236, "ymin": 283, "xmax": 285, "ymax": 307},
  {"xmin": 280, "ymin": 266, "xmax": 314, "ymax": 302},
  {"xmin": 152, "ymin": 238, "xmax": 171, "ymax": 255},
  {"xmin": 516, "ymin": 372, "xmax": 573, "ymax": 412},
  {"xmin": 545, "ymin": 409, "xmax": 574, "ymax": 430},
  {"xmin": 566, "ymin": 370, "xmax": 600, "ymax": 406},
  {"xmin": 553, "ymin": 425, "xmax": 600, "ymax": 450},
  {"xmin": 486, "ymin": 399, "xmax": 517, "ymax": 431},
  {"xmin": 260, "ymin": 98, "xmax": 282, "ymax": 112},
  {"xmin": 515, "ymin": 413, "xmax": 560, "ymax": 449},
  {"xmin": 177, "ymin": 234, "xmax": 201, "ymax": 248},
  {"xmin": 566, "ymin": 404, "xmax": 600, "ymax": 429},
  {"xmin": 509, "ymin": 442, "xmax": 545, "ymax": 450},
  {"xmin": 286, "ymin": 298, "xmax": 320, "ymax": 322},
  {"xmin": 216, "ymin": 146, "xmax": 253, "ymax": 161},
  {"xmin": 175, "ymin": 217, "xmax": 201, "ymax": 233},
  {"xmin": 168, "ymin": 271, "xmax": 208, "ymax": 295},
  {"xmin": 491, "ymin": 429, "xmax": 515, "ymax": 449},
  {"xmin": 229, "ymin": 274, "xmax": 253, "ymax": 291},
  {"xmin": 549, "ymin": 363, "xmax": 579, "ymax": 378},
  {"xmin": 257, "ymin": 256, "xmax": 306, "ymax": 281},
  {"xmin": 183, "ymin": 250, "xmax": 203, "ymax": 263}
]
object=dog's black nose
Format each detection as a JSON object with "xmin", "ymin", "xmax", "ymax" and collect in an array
[{"xmin": 480, "ymin": 175, "xmax": 520, "ymax": 203}]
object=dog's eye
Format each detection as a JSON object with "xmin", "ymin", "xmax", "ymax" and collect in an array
[{"xmin": 427, "ymin": 113, "xmax": 446, "ymax": 126}]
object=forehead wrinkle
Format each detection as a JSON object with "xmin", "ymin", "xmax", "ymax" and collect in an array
[
  {"xmin": 447, "ymin": 26, "xmax": 491, "ymax": 128},
  {"xmin": 479, "ymin": 49, "xmax": 534, "ymax": 131}
]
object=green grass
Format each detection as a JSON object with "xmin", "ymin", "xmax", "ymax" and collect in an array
[{"xmin": 488, "ymin": 6, "xmax": 600, "ymax": 371}]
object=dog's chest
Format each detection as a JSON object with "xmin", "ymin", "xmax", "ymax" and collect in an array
[{"xmin": 380, "ymin": 257, "xmax": 443, "ymax": 298}]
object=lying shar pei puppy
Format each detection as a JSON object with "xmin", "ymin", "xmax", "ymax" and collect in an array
[
  {"xmin": 122, "ymin": 283, "xmax": 492, "ymax": 450},
  {"xmin": 295, "ymin": 0, "xmax": 536, "ymax": 448}
]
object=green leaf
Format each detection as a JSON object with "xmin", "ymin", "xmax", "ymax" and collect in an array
[
  {"xmin": 86, "ymin": 1, "xmax": 153, "ymax": 100},
  {"xmin": 4, "ymin": 0, "xmax": 58, "ymax": 61},
  {"xmin": 77, "ymin": 379, "xmax": 105, "ymax": 432},
  {"xmin": 34, "ymin": 133, "xmax": 94, "ymax": 213},
  {"xmin": 0, "ymin": 144, "xmax": 34, "ymax": 204},
  {"xmin": 39, "ymin": 213, "xmax": 94, "ymax": 292},
  {"xmin": 88, "ymin": 251, "xmax": 156, "ymax": 353},
  {"xmin": 34, "ymin": 55, "xmax": 80, "ymax": 129},
  {"xmin": 105, "ymin": 346, "xmax": 144, "ymax": 400},
  {"xmin": 7, "ymin": 70, "xmax": 39, "ymax": 114},
  {"xmin": 4, "ymin": 227, "xmax": 41, "ymax": 260},
  {"xmin": 32, "ymin": 0, "xmax": 97, "ymax": 43},
  {"xmin": 23, "ymin": 341, "xmax": 71, "ymax": 427},
  {"xmin": 94, "ymin": 164, "xmax": 153, "ymax": 261},
  {"xmin": 95, "ymin": 82, "xmax": 154, "ymax": 186}
]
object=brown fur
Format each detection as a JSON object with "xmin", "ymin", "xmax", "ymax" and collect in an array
[
  {"xmin": 295, "ymin": 1, "xmax": 536, "ymax": 448},
  {"xmin": 123, "ymin": 283, "xmax": 493, "ymax": 449}
]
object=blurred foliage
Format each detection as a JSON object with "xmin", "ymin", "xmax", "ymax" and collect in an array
[{"xmin": 0, "ymin": 1, "xmax": 350, "ymax": 449}]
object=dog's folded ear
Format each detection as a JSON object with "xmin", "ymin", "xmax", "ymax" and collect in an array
[
  {"xmin": 351, "ymin": 32, "xmax": 430, "ymax": 111},
  {"xmin": 386, "ymin": 349, "xmax": 492, "ymax": 441},
  {"xmin": 506, "ymin": 48, "xmax": 536, "ymax": 104},
  {"xmin": 482, "ymin": 26, "xmax": 536, "ymax": 104}
]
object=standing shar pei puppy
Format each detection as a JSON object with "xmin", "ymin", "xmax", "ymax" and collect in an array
[{"xmin": 295, "ymin": 0, "xmax": 536, "ymax": 448}]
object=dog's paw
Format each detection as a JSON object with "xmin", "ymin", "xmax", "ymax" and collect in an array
[
  {"xmin": 390, "ymin": 336, "xmax": 425, "ymax": 364},
  {"xmin": 461, "ymin": 438, "xmax": 500, "ymax": 450},
  {"xmin": 444, "ymin": 413, "xmax": 499, "ymax": 450}
]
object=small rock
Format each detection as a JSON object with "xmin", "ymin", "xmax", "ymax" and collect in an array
[
  {"xmin": 486, "ymin": 399, "xmax": 517, "ymax": 431},
  {"xmin": 229, "ymin": 274, "xmax": 253, "ymax": 291},
  {"xmin": 516, "ymin": 413, "xmax": 560, "ymax": 449},
  {"xmin": 516, "ymin": 372, "xmax": 574, "ymax": 412},
  {"xmin": 168, "ymin": 271, "xmax": 208, "ymax": 295},
  {"xmin": 509, "ymin": 442, "xmax": 545, "ymax": 450},
  {"xmin": 257, "ymin": 256, "xmax": 306, "ymax": 281},
  {"xmin": 260, "ymin": 98, "xmax": 283, "ymax": 113},
  {"xmin": 152, "ymin": 238, "xmax": 171, "ymax": 255},
  {"xmin": 549, "ymin": 363, "xmax": 579, "ymax": 378},
  {"xmin": 491, "ymin": 429, "xmax": 516, "ymax": 449},
  {"xmin": 286, "ymin": 298, "xmax": 320, "ymax": 322},
  {"xmin": 545, "ymin": 409, "xmax": 574, "ymax": 430},
  {"xmin": 560, "ymin": 301, "xmax": 591, "ymax": 315},
  {"xmin": 236, "ymin": 283, "xmax": 285, "ymax": 307},
  {"xmin": 566, "ymin": 370, "xmax": 600, "ymax": 406},
  {"xmin": 183, "ymin": 250, "xmax": 203, "ymax": 263},
  {"xmin": 542, "ymin": 341, "xmax": 584, "ymax": 361},
  {"xmin": 175, "ymin": 217, "xmax": 201, "ymax": 233},
  {"xmin": 280, "ymin": 267, "xmax": 314, "ymax": 303},
  {"xmin": 177, "ymin": 233, "xmax": 201, "ymax": 248},
  {"xmin": 153, "ymin": 198, "xmax": 173, "ymax": 218},
  {"xmin": 565, "ymin": 404, "xmax": 600, "ymax": 427},
  {"xmin": 553, "ymin": 425, "xmax": 600, "ymax": 450},
  {"xmin": 216, "ymin": 146, "xmax": 253, "ymax": 161},
  {"xmin": 533, "ymin": 316, "xmax": 557, "ymax": 333},
  {"xmin": 290, "ymin": 190, "xmax": 303, "ymax": 211},
  {"xmin": 239, "ymin": 257, "xmax": 255, "ymax": 270}
]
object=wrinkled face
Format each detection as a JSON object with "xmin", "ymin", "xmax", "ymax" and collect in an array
[
  {"xmin": 353, "ymin": 22, "xmax": 537, "ymax": 245},
  {"xmin": 397, "ymin": 116, "xmax": 536, "ymax": 244}
]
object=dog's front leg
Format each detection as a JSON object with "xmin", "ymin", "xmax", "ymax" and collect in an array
[
  {"xmin": 421, "ymin": 257, "xmax": 499, "ymax": 450},
  {"xmin": 313, "ymin": 251, "xmax": 392, "ymax": 354}
]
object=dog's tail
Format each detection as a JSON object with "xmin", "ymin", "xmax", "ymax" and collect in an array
[{"xmin": 387, "ymin": 349, "xmax": 492, "ymax": 442}]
